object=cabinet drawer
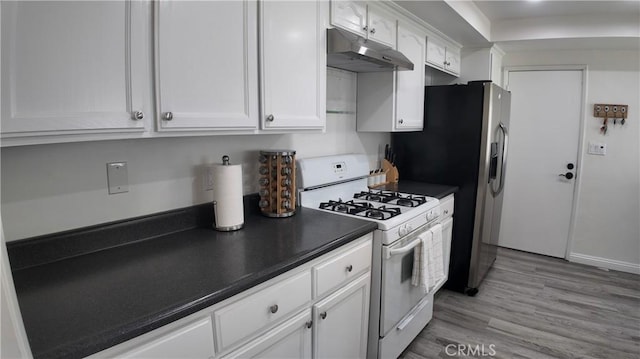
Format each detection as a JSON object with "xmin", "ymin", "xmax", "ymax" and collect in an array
[
  {"xmin": 313, "ymin": 236, "xmax": 372, "ymax": 298},
  {"xmin": 214, "ymin": 270, "xmax": 311, "ymax": 352},
  {"xmin": 120, "ymin": 317, "xmax": 214, "ymax": 358},
  {"xmin": 440, "ymin": 194, "xmax": 454, "ymax": 217}
]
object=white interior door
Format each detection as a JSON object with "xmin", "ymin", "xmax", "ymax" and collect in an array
[{"xmin": 499, "ymin": 70, "xmax": 583, "ymax": 258}]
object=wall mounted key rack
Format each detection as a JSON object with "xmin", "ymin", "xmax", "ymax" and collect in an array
[{"xmin": 594, "ymin": 104, "xmax": 628, "ymax": 134}]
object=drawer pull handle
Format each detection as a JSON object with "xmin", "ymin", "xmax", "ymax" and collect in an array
[
  {"xmin": 305, "ymin": 321, "xmax": 313, "ymax": 329},
  {"xmin": 346, "ymin": 264, "xmax": 353, "ymax": 272},
  {"xmin": 444, "ymin": 209, "xmax": 449, "ymax": 215},
  {"xmin": 269, "ymin": 304, "xmax": 278, "ymax": 314},
  {"xmin": 320, "ymin": 311, "xmax": 327, "ymax": 320}
]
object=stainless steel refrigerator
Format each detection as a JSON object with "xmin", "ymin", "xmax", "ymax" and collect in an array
[{"xmin": 392, "ymin": 81, "xmax": 510, "ymax": 296}]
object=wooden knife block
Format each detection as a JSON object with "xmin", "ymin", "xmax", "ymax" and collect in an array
[{"xmin": 382, "ymin": 159, "xmax": 399, "ymax": 184}]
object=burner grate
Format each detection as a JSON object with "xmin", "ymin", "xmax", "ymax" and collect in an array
[
  {"xmin": 353, "ymin": 190, "xmax": 428, "ymax": 207},
  {"xmin": 318, "ymin": 200, "xmax": 402, "ymax": 220}
]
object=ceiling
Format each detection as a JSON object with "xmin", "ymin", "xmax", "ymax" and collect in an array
[
  {"xmin": 394, "ymin": 0, "xmax": 640, "ymax": 51},
  {"xmin": 475, "ymin": 0, "xmax": 640, "ymax": 21}
]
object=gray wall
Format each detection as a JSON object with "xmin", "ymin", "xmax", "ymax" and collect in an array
[
  {"xmin": 1, "ymin": 68, "xmax": 390, "ymax": 240},
  {"xmin": 502, "ymin": 49, "xmax": 640, "ymax": 272}
]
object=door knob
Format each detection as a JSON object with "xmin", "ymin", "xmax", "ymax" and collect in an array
[
  {"xmin": 320, "ymin": 312, "xmax": 327, "ymax": 320},
  {"xmin": 559, "ymin": 172, "xmax": 574, "ymax": 180},
  {"xmin": 567, "ymin": 163, "xmax": 575, "ymax": 170},
  {"xmin": 164, "ymin": 112, "xmax": 173, "ymax": 121}
]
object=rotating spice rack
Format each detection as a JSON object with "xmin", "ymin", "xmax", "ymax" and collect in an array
[{"xmin": 258, "ymin": 150, "xmax": 296, "ymax": 217}]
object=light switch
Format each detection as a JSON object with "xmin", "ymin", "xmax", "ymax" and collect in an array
[
  {"xmin": 107, "ymin": 162, "xmax": 129, "ymax": 194},
  {"xmin": 588, "ymin": 142, "xmax": 607, "ymax": 156}
]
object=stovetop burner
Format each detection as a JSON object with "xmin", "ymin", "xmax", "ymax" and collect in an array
[
  {"xmin": 354, "ymin": 190, "xmax": 428, "ymax": 207},
  {"xmin": 319, "ymin": 200, "xmax": 402, "ymax": 220}
]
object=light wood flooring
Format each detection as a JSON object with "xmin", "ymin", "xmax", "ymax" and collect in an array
[{"xmin": 401, "ymin": 247, "xmax": 640, "ymax": 359}]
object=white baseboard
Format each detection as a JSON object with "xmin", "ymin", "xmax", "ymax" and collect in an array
[{"xmin": 569, "ymin": 253, "xmax": 640, "ymax": 275}]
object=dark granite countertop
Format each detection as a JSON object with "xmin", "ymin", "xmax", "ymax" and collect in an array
[
  {"xmin": 8, "ymin": 200, "xmax": 377, "ymax": 359},
  {"xmin": 383, "ymin": 180, "xmax": 458, "ymax": 199}
]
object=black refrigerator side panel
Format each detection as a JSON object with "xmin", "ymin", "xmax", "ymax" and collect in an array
[{"xmin": 392, "ymin": 83, "xmax": 485, "ymax": 292}]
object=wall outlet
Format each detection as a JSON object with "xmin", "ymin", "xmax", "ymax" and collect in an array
[
  {"xmin": 588, "ymin": 142, "xmax": 607, "ymax": 156},
  {"xmin": 204, "ymin": 166, "xmax": 214, "ymax": 191},
  {"xmin": 106, "ymin": 162, "xmax": 129, "ymax": 194}
]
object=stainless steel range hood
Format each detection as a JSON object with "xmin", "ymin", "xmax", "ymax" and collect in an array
[{"xmin": 327, "ymin": 28, "xmax": 414, "ymax": 73}]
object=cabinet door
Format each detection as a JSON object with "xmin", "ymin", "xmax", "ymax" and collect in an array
[
  {"xmin": 445, "ymin": 49, "xmax": 461, "ymax": 75},
  {"xmin": 395, "ymin": 24, "xmax": 425, "ymax": 131},
  {"xmin": 223, "ymin": 310, "xmax": 312, "ymax": 359},
  {"xmin": 367, "ymin": 6, "xmax": 396, "ymax": 48},
  {"xmin": 330, "ymin": 0, "xmax": 367, "ymax": 37},
  {"xmin": 442, "ymin": 216, "xmax": 453, "ymax": 278},
  {"xmin": 425, "ymin": 37, "xmax": 446, "ymax": 69},
  {"xmin": 1, "ymin": 1, "xmax": 148, "ymax": 137},
  {"xmin": 313, "ymin": 273, "xmax": 370, "ymax": 359},
  {"xmin": 260, "ymin": 1, "xmax": 326, "ymax": 130},
  {"xmin": 156, "ymin": 0, "xmax": 258, "ymax": 131},
  {"xmin": 121, "ymin": 317, "xmax": 214, "ymax": 359}
]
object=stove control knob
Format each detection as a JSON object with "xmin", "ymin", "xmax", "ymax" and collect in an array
[
  {"xmin": 398, "ymin": 226, "xmax": 407, "ymax": 236},
  {"xmin": 427, "ymin": 211, "xmax": 436, "ymax": 221},
  {"xmin": 406, "ymin": 225, "xmax": 413, "ymax": 233}
]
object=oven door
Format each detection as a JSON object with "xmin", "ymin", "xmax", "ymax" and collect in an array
[{"xmin": 379, "ymin": 223, "xmax": 433, "ymax": 336}]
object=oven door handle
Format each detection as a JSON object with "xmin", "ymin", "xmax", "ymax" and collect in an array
[{"xmin": 384, "ymin": 235, "xmax": 423, "ymax": 259}]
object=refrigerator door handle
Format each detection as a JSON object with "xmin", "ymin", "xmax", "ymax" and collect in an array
[{"xmin": 492, "ymin": 123, "xmax": 509, "ymax": 197}]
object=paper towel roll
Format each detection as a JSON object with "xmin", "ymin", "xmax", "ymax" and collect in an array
[{"xmin": 212, "ymin": 163, "xmax": 244, "ymax": 231}]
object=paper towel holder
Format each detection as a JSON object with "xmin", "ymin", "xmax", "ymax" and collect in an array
[{"xmin": 213, "ymin": 155, "xmax": 244, "ymax": 232}]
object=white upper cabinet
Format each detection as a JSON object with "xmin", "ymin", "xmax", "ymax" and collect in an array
[
  {"xmin": 366, "ymin": 5, "xmax": 397, "ymax": 48},
  {"xmin": 259, "ymin": 0, "xmax": 326, "ymax": 130},
  {"xmin": 331, "ymin": 1, "xmax": 396, "ymax": 48},
  {"xmin": 156, "ymin": 0, "xmax": 258, "ymax": 131},
  {"xmin": 426, "ymin": 38, "xmax": 446, "ymax": 70},
  {"xmin": 395, "ymin": 23, "xmax": 426, "ymax": 130},
  {"xmin": 426, "ymin": 36, "xmax": 460, "ymax": 76},
  {"xmin": 1, "ymin": 1, "xmax": 150, "ymax": 141},
  {"xmin": 357, "ymin": 22, "xmax": 425, "ymax": 132},
  {"xmin": 445, "ymin": 47, "xmax": 461, "ymax": 75},
  {"xmin": 330, "ymin": 1, "xmax": 367, "ymax": 37}
]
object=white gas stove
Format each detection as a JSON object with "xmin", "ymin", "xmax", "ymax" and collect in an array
[
  {"xmin": 298, "ymin": 154, "xmax": 443, "ymax": 359},
  {"xmin": 297, "ymin": 155, "xmax": 440, "ymax": 243}
]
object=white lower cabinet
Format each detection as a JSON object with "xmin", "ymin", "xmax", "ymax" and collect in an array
[
  {"xmin": 94, "ymin": 233, "xmax": 373, "ymax": 359},
  {"xmin": 313, "ymin": 273, "xmax": 370, "ymax": 359},
  {"xmin": 223, "ymin": 310, "xmax": 312, "ymax": 359},
  {"xmin": 118, "ymin": 317, "xmax": 215, "ymax": 359},
  {"xmin": 442, "ymin": 216, "xmax": 453, "ymax": 278},
  {"xmin": 213, "ymin": 270, "xmax": 311, "ymax": 352},
  {"xmin": 436, "ymin": 194, "xmax": 454, "ymax": 293}
]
